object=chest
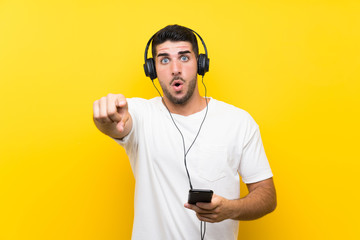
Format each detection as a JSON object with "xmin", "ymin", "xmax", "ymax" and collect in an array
[{"xmin": 140, "ymin": 110, "xmax": 243, "ymax": 186}]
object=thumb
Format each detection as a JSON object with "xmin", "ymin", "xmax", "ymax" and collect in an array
[{"xmin": 116, "ymin": 114, "xmax": 129, "ymax": 132}]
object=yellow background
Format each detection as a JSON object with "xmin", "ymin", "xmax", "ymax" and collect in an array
[{"xmin": 1, "ymin": 0, "xmax": 359, "ymax": 239}]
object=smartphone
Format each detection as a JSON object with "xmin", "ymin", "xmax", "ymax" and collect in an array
[{"xmin": 188, "ymin": 189, "xmax": 213, "ymax": 204}]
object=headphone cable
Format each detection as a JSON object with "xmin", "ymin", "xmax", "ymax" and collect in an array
[
  {"xmin": 152, "ymin": 76, "xmax": 208, "ymax": 190},
  {"xmin": 201, "ymin": 221, "xmax": 206, "ymax": 240},
  {"xmin": 152, "ymin": 76, "xmax": 208, "ymax": 240}
]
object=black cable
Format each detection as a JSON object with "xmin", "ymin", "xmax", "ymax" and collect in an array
[
  {"xmin": 152, "ymin": 80, "xmax": 192, "ymax": 189},
  {"xmin": 152, "ymin": 76, "xmax": 209, "ymax": 240},
  {"xmin": 185, "ymin": 76, "xmax": 208, "ymax": 157},
  {"xmin": 200, "ymin": 221, "xmax": 206, "ymax": 240},
  {"xmin": 152, "ymin": 76, "xmax": 208, "ymax": 190}
]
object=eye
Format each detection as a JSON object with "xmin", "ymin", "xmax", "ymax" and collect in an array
[
  {"xmin": 180, "ymin": 56, "xmax": 189, "ymax": 61},
  {"xmin": 161, "ymin": 58, "xmax": 169, "ymax": 64}
]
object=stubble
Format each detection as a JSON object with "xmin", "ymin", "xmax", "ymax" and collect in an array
[{"xmin": 160, "ymin": 76, "xmax": 197, "ymax": 105}]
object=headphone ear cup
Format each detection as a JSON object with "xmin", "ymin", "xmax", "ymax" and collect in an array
[
  {"xmin": 144, "ymin": 58, "xmax": 157, "ymax": 80},
  {"xmin": 197, "ymin": 54, "xmax": 210, "ymax": 76}
]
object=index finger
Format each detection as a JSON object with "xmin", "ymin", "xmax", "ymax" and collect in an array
[
  {"xmin": 115, "ymin": 94, "xmax": 127, "ymax": 108},
  {"xmin": 195, "ymin": 194, "xmax": 220, "ymax": 210},
  {"xmin": 196, "ymin": 201, "xmax": 218, "ymax": 211},
  {"xmin": 106, "ymin": 94, "xmax": 125, "ymax": 122},
  {"xmin": 184, "ymin": 203, "xmax": 213, "ymax": 214}
]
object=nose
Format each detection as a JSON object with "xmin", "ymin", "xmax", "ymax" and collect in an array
[{"xmin": 171, "ymin": 60, "xmax": 181, "ymax": 76}]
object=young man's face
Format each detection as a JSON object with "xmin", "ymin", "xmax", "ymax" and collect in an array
[{"xmin": 155, "ymin": 40, "xmax": 198, "ymax": 105}]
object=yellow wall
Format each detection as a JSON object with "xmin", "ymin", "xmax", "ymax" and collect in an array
[{"xmin": 1, "ymin": 0, "xmax": 359, "ymax": 239}]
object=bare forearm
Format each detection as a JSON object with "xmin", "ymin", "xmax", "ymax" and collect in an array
[
  {"xmin": 184, "ymin": 178, "xmax": 276, "ymax": 223},
  {"xmin": 230, "ymin": 179, "xmax": 277, "ymax": 221}
]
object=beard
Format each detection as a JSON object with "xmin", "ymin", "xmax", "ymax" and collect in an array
[{"xmin": 160, "ymin": 76, "xmax": 197, "ymax": 105}]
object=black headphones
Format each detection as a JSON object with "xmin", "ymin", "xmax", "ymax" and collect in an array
[{"xmin": 143, "ymin": 28, "xmax": 210, "ymax": 80}]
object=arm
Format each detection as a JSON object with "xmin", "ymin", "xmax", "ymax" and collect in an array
[
  {"xmin": 93, "ymin": 93, "xmax": 133, "ymax": 139},
  {"xmin": 184, "ymin": 178, "xmax": 277, "ymax": 223}
]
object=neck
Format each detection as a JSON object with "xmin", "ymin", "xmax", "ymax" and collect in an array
[{"xmin": 162, "ymin": 92, "xmax": 208, "ymax": 116}]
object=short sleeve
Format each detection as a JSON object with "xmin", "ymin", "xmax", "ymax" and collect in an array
[{"xmin": 239, "ymin": 126, "xmax": 273, "ymax": 184}]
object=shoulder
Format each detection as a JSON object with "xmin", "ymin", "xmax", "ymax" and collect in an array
[
  {"xmin": 126, "ymin": 97, "xmax": 161, "ymax": 108},
  {"xmin": 210, "ymin": 98, "xmax": 258, "ymax": 126},
  {"xmin": 210, "ymin": 99, "xmax": 262, "ymax": 145},
  {"xmin": 126, "ymin": 97, "xmax": 163, "ymax": 118}
]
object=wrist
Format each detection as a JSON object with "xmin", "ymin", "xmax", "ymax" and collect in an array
[{"xmin": 227, "ymin": 198, "xmax": 243, "ymax": 220}]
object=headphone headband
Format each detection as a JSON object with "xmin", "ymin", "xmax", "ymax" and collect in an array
[
  {"xmin": 144, "ymin": 33, "xmax": 156, "ymax": 63},
  {"xmin": 143, "ymin": 27, "xmax": 210, "ymax": 80}
]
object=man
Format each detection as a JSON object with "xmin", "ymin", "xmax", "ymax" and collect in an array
[{"xmin": 93, "ymin": 25, "xmax": 276, "ymax": 240}]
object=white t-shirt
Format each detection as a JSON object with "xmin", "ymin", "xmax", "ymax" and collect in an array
[{"xmin": 115, "ymin": 97, "xmax": 273, "ymax": 240}]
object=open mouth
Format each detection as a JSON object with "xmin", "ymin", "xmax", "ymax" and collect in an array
[{"xmin": 171, "ymin": 79, "xmax": 184, "ymax": 91}]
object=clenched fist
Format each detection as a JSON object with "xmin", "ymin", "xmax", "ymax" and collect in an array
[{"xmin": 93, "ymin": 93, "xmax": 132, "ymax": 139}]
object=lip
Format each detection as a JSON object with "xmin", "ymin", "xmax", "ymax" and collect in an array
[{"xmin": 171, "ymin": 79, "xmax": 184, "ymax": 92}]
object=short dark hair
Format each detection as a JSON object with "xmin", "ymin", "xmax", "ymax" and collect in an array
[{"xmin": 151, "ymin": 24, "xmax": 199, "ymax": 59}]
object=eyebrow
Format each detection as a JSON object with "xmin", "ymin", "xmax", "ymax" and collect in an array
[
  {"xmin": 157, "ymin": 53, "xmax": 170, "ymax": 57},
  {"xmin": 157, "ymin": 50, "xmax": 192, "ymax": 58},
  {"xmin": 178, "ymin": 50, "xmax": 191, "ymax": 55}
]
